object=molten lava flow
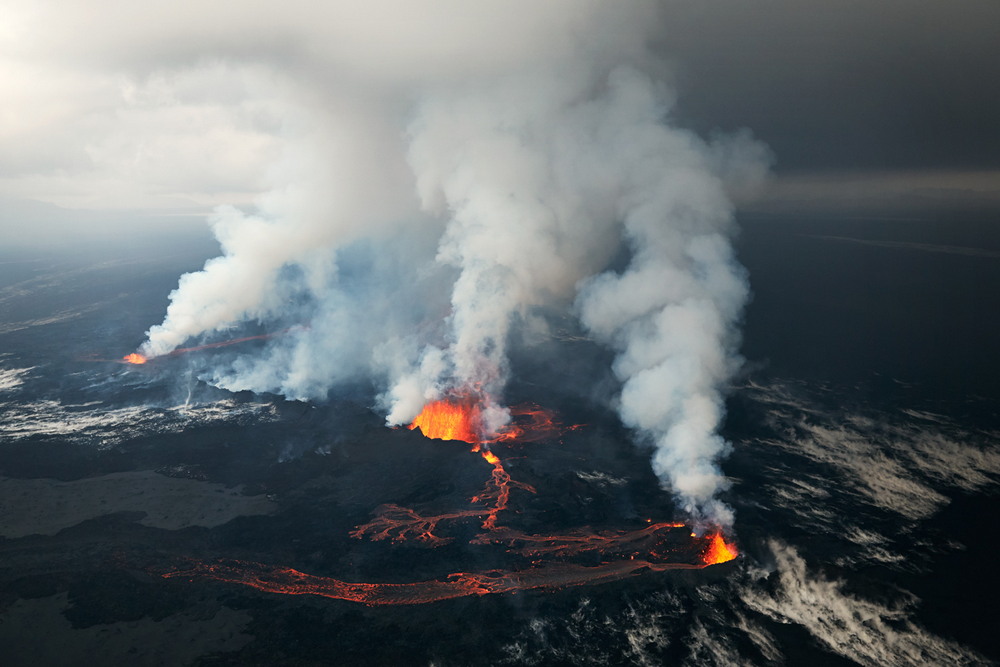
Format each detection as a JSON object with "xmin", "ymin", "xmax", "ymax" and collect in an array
[
  {"xmin": 473, "ymin": 448, "xmax": 535, "ymax": 530},
  {"xmin": 702, "ymin": 532, "xmax": 738, "ymax": 565},
  {"xmin": 399, "ymin": 397, "xmax": 586, "ymax": 537},
  {"xmin": 158, "ymin": 401, "xmax": 739, "ymax": 606},
  {"xmin": 494, "ymin": 404, "xmax": 582, "ymax": 443},
  {"xmin": 160, "ymin": 557, "xmax": 707, "ymax": 606},
  {"xmin": 122, "ymin": 353, "xmax": 147, "ymax": 364},
  {"xmin": 409, "ymin": 398, "xmax": 481, "ymax": 442},
  {"xmin": 160, "ymin": 525, "xmax": 734, "ymax": 605},
  {"xmin": 350, "ymin": 504, "xmax": 469, "ymax": 546},
  {"xmin": 350, "ymin": 445, "xmax": 535, "ymax": 543},
  {"xmin": 472, "ymin": 522, "xmax": 689, "ymax": 559}
]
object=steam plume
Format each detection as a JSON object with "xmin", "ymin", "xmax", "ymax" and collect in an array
[{"xmin": 137, "ymin": 2, "xmax": 769, "ymax": 525}]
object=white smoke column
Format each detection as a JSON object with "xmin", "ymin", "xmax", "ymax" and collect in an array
[
  {"xmin": 399, "ymin": 62, "xmax": 767, "ymax": 523},
  {"xmin": 576, "ymin": 116, "xmax": 767, "ymax": 528},
  {"xmin": 141, "ymin": 92, "xmax": 418, "ymax": 359},
  {"xmin": 579, "ymin": 228, "xmax": 746, "ymax": 526},
  {"xmin": 121, "ymin": 1, "xmax": 768, "ymax": 523},
  {"xmin": 135, "ymin": 0, "xmax": 630, "ymax": 366},
  {"xmin": 392, "ymin": 72, "xmax": 615, "ymax": 432}
]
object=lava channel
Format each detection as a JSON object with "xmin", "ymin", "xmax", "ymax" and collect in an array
[
  {"xmin": 158, "ymin": 396, "xmax": 738, "ymax": 604},
  {"xmin": 350, "ymin": 447, "xmax": 536, "ymax": 543},
  {"xmin": 160, "ymin": 548, "xmax": 730, "ymax": 607}
]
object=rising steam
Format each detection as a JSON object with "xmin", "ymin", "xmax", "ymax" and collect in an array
[{"xmin": 136, "ymin": 1, "xmax": 769, "ymax": 525}]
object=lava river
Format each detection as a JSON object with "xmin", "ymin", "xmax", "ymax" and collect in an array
[{"xmin": 159, "ymin": 397, "xmax": 738, "ymax": 605}]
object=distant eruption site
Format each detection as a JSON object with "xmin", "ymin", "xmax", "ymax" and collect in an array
[
  {"xmin": 119, "ymin": 2, "xmax": 765, "ymax": 602},
  {"xmin": 120, "ymin": 331, "xmax": 287, "ymax": 365}
]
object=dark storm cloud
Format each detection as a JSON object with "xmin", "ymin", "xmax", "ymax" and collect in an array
[
  {"xmin": 649, "ymin": 0, "xmax": 1000, "ymax": 173},
  {"xmin": 4, "ymin": 0, "xmax": 997, "ymax": 210}
]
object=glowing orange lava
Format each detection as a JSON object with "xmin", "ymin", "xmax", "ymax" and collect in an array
[
  {"xmin": 494, "ymin": 404, "xmax": 581, "ymax": 443},
  {"xmin": 161, "ymin": 557, "xmax": 707, "ymax": 606},
  {"xmin": 350, "ymin": 444, "xmax": 535, "ymax": 542},
  {"xmin": 408, "ymin": 398, "xmax": 582, "ymax": 445},
  {"xmin": 409, "ymin": 398, "xmax": 481, "ymax": 442},
  {"xmin": 473, "ymin": 448, "xmax": 535, "ymax": 530},
  {"xmin": 702, "ymin": 532, "xmax": 739, "ymax": 565},
  {"xmin": 160, "ymin": 525, "xmax": 736, "ymax": 605},
  {"xmin": 163, "ymin": 523, "xmax": 737, "ymax": 605},
  {"xmin": 122, "ymin": 353, "xmax": 147, "ymax": 364},
  {"xmin": 471, "ymin": 522, "xmax": 689, "ymax": 559},
  {"xmin": 157, "ymin": 400, "xmax": 739, "ymax": 605}
]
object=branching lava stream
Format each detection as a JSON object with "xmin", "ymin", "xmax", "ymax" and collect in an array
[{"xmin": 159, "ymin": 397, "xmax": 738, "ymax": 604}]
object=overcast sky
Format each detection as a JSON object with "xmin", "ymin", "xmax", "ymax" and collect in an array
[{"xmin": 1, "ymin": 0, "xmax": 998, "ymax": 223}]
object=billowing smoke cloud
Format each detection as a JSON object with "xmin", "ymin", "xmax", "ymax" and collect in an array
[{"xmin": 131, "ymin": 1, "xmax": 769, "ymax": 525}]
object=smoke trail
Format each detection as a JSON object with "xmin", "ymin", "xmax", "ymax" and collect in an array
[
  {"xmin": 577, "ymin": 186, "xmax": 750, "ymax": 527},
  {"xmin": 386, "ymin": 67, "xmax": 768, "ymax": 522},
  {"xmin": 134, "ymin": 1, "xmax": 769, "ymax": 524}
]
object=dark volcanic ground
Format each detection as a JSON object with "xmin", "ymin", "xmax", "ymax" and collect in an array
[{"xmin": 0, "ymin": 210, "xmax": 998, "ymax": 666}]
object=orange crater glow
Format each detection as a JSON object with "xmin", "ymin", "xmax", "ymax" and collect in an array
[
  {"xmin": 702, "ymin": 532, "xmax": 739, "ymax": 565},
  {"xmin": 122, "ymin": 353, "xmax": 148, "ymax": 365},
  {"xmin": 409, "ymin": 398, "xmax": 481, "ymax": 443}
]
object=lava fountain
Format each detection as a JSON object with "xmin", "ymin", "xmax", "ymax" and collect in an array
[
  {"xmin": 408, "ymin": 397, "xmax": 577, "ymax": 445},
  {"xmin": 408, "ymin": 397, "xmax": 482, "ymax": 443},
  {"xmin": 702, "ymin": 531, "xmax": 739, "ymax": 565}
]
